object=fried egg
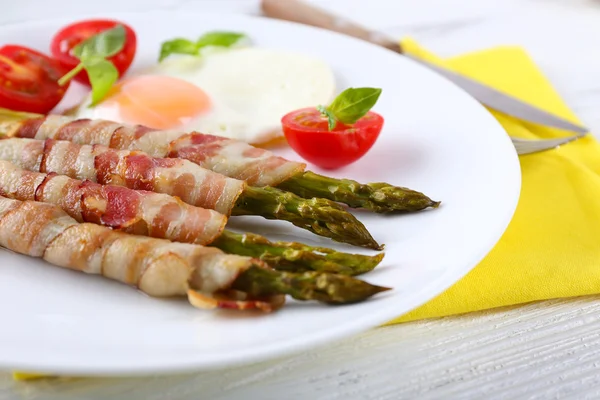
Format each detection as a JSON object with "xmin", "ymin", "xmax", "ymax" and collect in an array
[{"xmin": 72, "ymin": 47, "xmax": 336, "ymax": 146}]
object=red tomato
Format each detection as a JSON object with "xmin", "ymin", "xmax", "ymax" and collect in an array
[
  {"xmin": 281, "ymin": 107, "xmax": 384, "ymax": 169},
  {"xmin": 0, "ymin": 45, "xmax": 69, "ymax": 113},
  {"xmin": 50, "ymin": 19, "xmax": 137, "ymax": 86}
]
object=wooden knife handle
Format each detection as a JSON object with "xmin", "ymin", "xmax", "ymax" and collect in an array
[{"xmin": 260, "ymin": 0, "xmax": 403, "ymax": 53}]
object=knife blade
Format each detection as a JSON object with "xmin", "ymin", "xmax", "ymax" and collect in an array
[
  {"xmin": 261, "ymin": 0, "xmax": 589, "ymax": 134},
  {"xmin": 404, "ymin": 55, "xmax": 588, "ymax": 134}
]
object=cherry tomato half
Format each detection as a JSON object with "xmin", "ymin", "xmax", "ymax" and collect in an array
[
  {"xmin": 0, "ymin": 45, "xmax": 69, "ymax": 113},
  {"xmin": 281, "ymin": 107, "xmax": 384, "ymax": 169},
  {"xmin": 50, "ymin": 19, "xmax": 137, "ymax": 86}
]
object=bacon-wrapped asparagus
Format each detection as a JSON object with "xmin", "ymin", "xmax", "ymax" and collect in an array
[
  {"xmin": 0, "ymin": 110, "xmax": 439, "ymax": 213},
  {"xmin": 0, "ymin": 160, "xmax": 383, "ymax": 274},
  {"xmin": 0, "ymin": 195, "xmax": 282, "ymax": 311},
  {"xmin": 0, "ymin": 196, "xmax": 390, "ymax": 308},
  {"xmin": 0, "ymin": 136, "xmax": 380, "ymax": 249}
]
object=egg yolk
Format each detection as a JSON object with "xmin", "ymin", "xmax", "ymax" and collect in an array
[{"xmin": 101, "ymin": 75, "xmax": 211, "ymax": 129}]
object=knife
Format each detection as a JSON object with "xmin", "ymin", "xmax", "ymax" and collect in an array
[{"xmin": 261, "ymin": 0, "xmax": 588, "ymax": 135}]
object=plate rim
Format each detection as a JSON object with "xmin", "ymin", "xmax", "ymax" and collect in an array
[{"xmin": 0, "ymin": 10, "xmax": 522, "ymax": 376}]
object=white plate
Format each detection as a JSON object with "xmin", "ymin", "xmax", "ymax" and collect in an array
[{"xmin": 0, "ymin": 11, "xmax": 520, "ymax": 376}]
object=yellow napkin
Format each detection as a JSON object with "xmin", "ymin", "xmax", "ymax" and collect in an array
[
  {"xmin": 12, "ymin": 39, "xmax": 600, "ymax": 380},
  {"xmin": 388, "ymin": 38, "xmax": 600, "ymax": 324}
]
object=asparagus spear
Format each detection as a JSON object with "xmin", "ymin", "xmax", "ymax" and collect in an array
[
  {"xmin": 233, "ymin": 186, "xmax": 381, "ymax": 250},
  {"xmin": 232, "ymin": 266, "xmax": 391, "ymax": 304},
  {"xmin": 278, "ymin": 171, "xmax": 441, "ymax": 213},
  {"xmin": 213, "ymin": 230, "xmax": 384, "ymax": 275}
]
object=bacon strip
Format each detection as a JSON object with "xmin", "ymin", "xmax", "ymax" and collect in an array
[
  {"xmin": 0, "ymin": 138, "xmax": 245, "ymax": 216},
  {"xmin": 0, "ymin": 160, "xmax": 227, "ymax": 246},
  {"xmin": 13, "ymin": 115, "xmax": 306, "ymax": 187},
  {"xmin": 0, "ymin": 195, "xmax": 284, "ymax": 311}
]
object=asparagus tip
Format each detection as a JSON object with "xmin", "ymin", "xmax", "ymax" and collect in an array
[
  {"xmin": 232, "ymin": 266, "xmax": 392, "ymax": 305},
  {"xmin": 373, "ymin": 252, "xmax": 385, "ymax": 265},
  {"xmin": 372, "ymin": 284, "xmax": 393, "ymax": 294},
  {"xmin": 213, "ymin": 230, "xmax": 384, "ymax": 275},
  {"xmin": 278, "ymin": 172, "xmax": 441, "ymax": 214},
  {"xmin": 233, "ymin": 186, "xmax": 381, "ymax": 250},
  {"xmin": 326, "ymin": 280, "xmax": 392, "ymax": 305}
]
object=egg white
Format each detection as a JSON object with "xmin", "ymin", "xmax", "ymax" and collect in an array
[{"xmin": 73, "ymin": 47, "xmax": 336, "ymax": 145}]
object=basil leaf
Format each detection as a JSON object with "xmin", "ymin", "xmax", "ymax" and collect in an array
[
  {"xmin": 158, "ymin": 32, "xmax": 246, "ymax": 61},
  {"xmin": 83, "ymin": 58, "xmax": 119, "ymax": 106},
  {"xmin": 58, "ymin": 25, "xmax": 127, "ymax": 105},
  {"xmin": 73, "ymin": 24, "xmax": 126, "ymax": 59},
  {"xmin": 196, "ymin": 31, "xmax": 246, "ymax": 49},
  {"xmin": 159, "ymin": 38, "xmax": 198, "ymax": 61},
  {"xmin": 317, "ymin": 105, "xmax": 336, "ymax": 131},
  {"xmin": 327, "ymin": 87, "xmax": 382, "ymax": 125}
]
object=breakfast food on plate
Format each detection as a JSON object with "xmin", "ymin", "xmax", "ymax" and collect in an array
[
  {"xmin": 0, "ymin": 196, "xmax": 390, "ymax": 309},
  {"xmin": 0, "ymin": 110, "xmax": 440, "ymax": 213},
  {"xmin": 50, "ymin": 19, "xmax": 137, "ymax": 87},
  {"xmin": 282, "ymin": 87, "xmax": 385, "ymax": 169},
  {"xmin": 0, "ymin": 45, "xmax": 70, "ymax": 114},
  {"xmin": 0, "ymin": 159, "xmax": 382, "ymax": 274},
  {"xmin": 10, "ymin": 112, "xmax": 306, "ymax": 186},
  {"xmin": 53, "ymin": 25, "xmax": 335, "ymax": 147},
  {"xmin": 0, "ymin": 20, "xmax": 136, "ymax": 115},
  {"xmin": 0, "ymin": 195, "xmax": 280, "ymax": 311},
  {"xmin": 0, "ymin": 136, "xmax": 380, "ymax": 249},
  {"xmin": 0, "ymin": 19, "xmax": 438, "ymax": 211},
  {"xmin": 71, "ymin": 46, "xmax": 336, "ymax": 147},
  {"xmin": 0, "ymin": 160, "xmax": 225, "ymax": 244},
  {"xmin": 0, "ymin": 18, "xmax": 447, "ymax": 312}
]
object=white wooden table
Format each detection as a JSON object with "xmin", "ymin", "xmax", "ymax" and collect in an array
[{"xmin": 3, "ymin": 1, "xmax": 600, "ymax": 398}]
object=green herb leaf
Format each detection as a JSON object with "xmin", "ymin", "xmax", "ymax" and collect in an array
[
  {"xmin": 317, "ymin": 105, "xmax": 337, "ymax": 131},
  {"xmin": 159, "ymin": 38, "xmax": 198, "ymax": 61},
  {"xmin": 73, "ymin": 25, "xmax": 126, "ymax": 59},
  {"xmin": 196, "ymin": 31, "xmax": 246, "ymax": 49},
  {"xmin": 83, "ymin": 58, "xmax": 119, "ymax": 106},
  {"xmin": 158, "ymin": 31, "xmax": 247, "ymax": 61},
  {"xmin": 327, "ymin": 87, "xmax": 382, "ymax": 125},
  {"xmin": 58, "ymin": 24, "xmax": 127, "ymax": 105}
]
